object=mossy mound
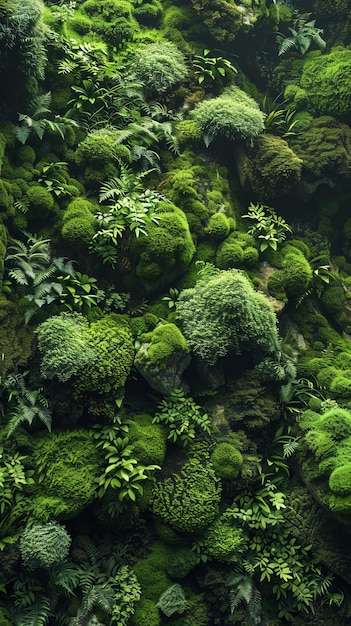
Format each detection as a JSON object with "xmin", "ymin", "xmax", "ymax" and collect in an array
[
  {"xmin": 131, "ymin": 203, "xmax": 195, "ymax": 292},
  {"xmin": 285, "ymin": 47, "xmax": 351, "ymax": 118},
  {"xmin": 247, "ymin": 134, "xmax": 303, "ymax": 203},
  {"xmin": 290, "ymin": 116, "xmax": 351, "ymax": 182}
]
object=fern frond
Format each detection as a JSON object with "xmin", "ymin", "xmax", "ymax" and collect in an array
[
  {"xmin": 10, "ymin": 595, "xmax": 52, "ymax": 626},
  {"xmin": 8, "ymin": 268, "xmax": 29, "ymax": 286},
  {"xmin": 50, "ymin": 561, "xmax": 82, "ymax": 598},
  {"xmin": 278, "ymin": 36, "xmax": 297, "ymax": 56},
  {"xmin": 32, "ymin": 264, "xmax": 57, "ymax": 287}
]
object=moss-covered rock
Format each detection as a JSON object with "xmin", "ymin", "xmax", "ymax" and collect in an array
[
  {"xmin": 31, "ymin": 429, "xmax": 101, "ymax": 521},
  {"xmin": 285, "ymin": 47, "xmax": 351, "ymax": 118},
  {"xmin": 290, "ymin": 116, "xmax": 351, "ymax": 182},
  {"xmin": 246, "ymin": 133, "xmax": 303, "ymax": 203},
  {"xmin": 131, "ymin": 203, "xmax": 195, "ymax": 292},
  {"xmin": 210, "ymin": 442, "xmax": 243, "ymax": 480},
  {"xmin": 134, "ymin": 322, "xmax": 191, "ymax": 394}
]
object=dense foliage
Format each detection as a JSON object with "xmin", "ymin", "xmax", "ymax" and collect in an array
[{"xmin": 1, "ymin": 0, "xmax": 351, "ymax": 624}]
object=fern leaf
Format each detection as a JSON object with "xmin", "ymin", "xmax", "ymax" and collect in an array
[{"xmin": 278, "ymin": 37, "xmax": 297, "ymax": 56}]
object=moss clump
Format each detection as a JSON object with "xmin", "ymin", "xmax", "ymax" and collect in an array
[
  {"xmin": 329, "ymin": 464, "xmax": 351, "ymax": 496},
  {"xmin": 31, "ymin": 429, "xmax": 101, "ymax": 521},
  {"xmin": 128, "ymin": 414, "xmax": 167, "ymax": 466},
  {"xmin": 191, "ymin": 86, "xmax": 265, "ymax": 144},
  {"xmin": 204, "ymin": 212, "xmax": 231, "ymax": 242},
  {"xmin": 132, "ymin": 203, "xmax": 195, "ymax": 291},
  {"xmin": 61, "ymin": 197, "xmax": 95, "ymax": 249},
  {"xmin": 81, "ymin": 0, "xmax": 138, "ymax": 48},
  {"xmin": 75, "ymin": 129, "xmax": 120, "ymax": 166},
  {"xmin": 216, "ymin": 231, "xmax": 258, "ymax": 270},
  {"xmin": 131, "ymin": 599, "xmax": 161, "ymax": 626},
  {"xmin": 26, "ymin": 185, "xmax": 54, "ymax": 220},
  {"xmin": 151, "ymin": 457, "xmax": 221, "ymax": 534},
  {"xmin": 75, "ymin": 314, "xmax": 134, "ymax": 395},
  {"xmin": 285, "ymin": 47, "xmax": 351, "ymax": 118},
  {"xmin": 165, "ymin": 547, "xmax": 197, "ymax": 579},
  {"xmin": 267, "ymin": 244, "xmax": 312, "ymax": 302},
  {"xmin": 128, "ymin": 42, "xmax": 188, "ymax": 94},
  {"xmin": 133, "ymin": 541, "xmax": 172, "ymax": 601},
  {"xmin": 247, "ymin": 134, "xmax": 303, "ymax": 203},
  {"xmin": 290, "ymin": 116, "xmax": 351, "ymax": 181},
  {"xmin": 210, "ymin": 442, "xmax": 243, "ymax": 480},
  {"xmin": 0, "ymin": 296, "xmax": 34, "ymax": 376}
]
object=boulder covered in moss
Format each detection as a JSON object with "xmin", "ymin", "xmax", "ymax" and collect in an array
[
  {"xmin": 290, "ymin": 116, "xmax": 351, "ymax": 183},
  {"xmin": 246, "ymin": 133, "xmax": 303, "ymax": 203},
  {"xmin": 131, "ymin": 203, "xmax": 195, "ymax": 293},
  {"xmin": 134, "ymin": 322, "xmax": 191, "ymax": 394},
  {"xmin": 285, "ymin": 47, "xmax": 351, "ymax": 118}
]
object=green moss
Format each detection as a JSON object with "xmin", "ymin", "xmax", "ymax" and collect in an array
[
  {"xmin": 191, "ymin": 86, "xmax": 265, "ymax": 144},
  {"xmin": 128, "ymin": 42, "xmax": 188, "ymax": 94},
  {"xmin": 26, "ymin": 185, "xmax": 54, "ymax": 220},
  {"xmin": 134, "ymin": 0, "xmax": 162, "ymax": 26},
  {"xmin": 136, "ymin": 323, "xmax": 189, "ymax": 372},
  {"xmin": 75, "ymin": 314, "xmax": 134, "ymax": 395},
  {"xmin": 132, "ymin": 204, "xmax": 195, "ymax": 290},
  {"xmin": 329, "ymin": 464, "xmax": 351, "ymax": 496},
  {"xmin": 0, "ymin": 296, "xmax": 34, "ymax": 375},
  {"xmin": 204, "ymin": 212, "xmax": 230, "ymax": 242},
  {"xmin": 75, "ymin": 130, "xmax": 120, "ymax": 166},
  {"xmin": 290, "ymin": 116, "xmax": 351, "ymax": 181},
  {"xmin": 131, "ymin": 599, "xmax": 161, "ymax": 626},
  {"xmin": 216, "ymin": 240, "xmax": 243, "ymax": 269},
  {"xmin": 133, "ymin": 541, "xmax": 172, "ymax": 601},
  {"xmin": 151, "ymin": 457, "xmax": 221, "ymax": 534},
  {"xmin": 248, "ymin": 134, "xmax": 303, "ymax": 203},
  {"xmin": 198, "ymin": 516, "xmax": 247, "ymax": 564},
  {"xmin": 297, "ymin": 47, "xmax": 351, "ymax": 117},
  {"xmin": 81, "ymin": 0, "xmax": 138, "ymax": 48},
  {"xmin": 128, "ymin": 414, "xmax": 167, "ymax": 466},
  {"xmin": 165, "ymin": 546, "xmax": 197, "ymax": 579},
  {"xmin": 17, "ymin": 145, "xmax": 36, "ymax": 164},
  {"xmin": 176, "ymin": 120, "xmax": 202, "ymax": 148},
  {"xmin": 210, "ymin": 442, "xmax": 243, "ymax": 480},
  {"xmin": 61, "ymin": 207, "xmax": 95, "ymax": 249},
  {"xmin": 31, "ymin": 429, "xmax": 101, "ymax": 520}
]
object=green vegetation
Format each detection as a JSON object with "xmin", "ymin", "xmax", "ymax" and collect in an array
[
  {"xmin": 191, "ymin": 86, "xmax": 265, "ymax": 146},
  {"xmin": 1, "ymin": 0, "xmax": 351, "ymax": 623}
]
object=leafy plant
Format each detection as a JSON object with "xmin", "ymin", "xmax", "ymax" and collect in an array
[
  {"xmin": 15, "ymin": 91, "xmax": 78, "ymax": 145},
  {"xmin": 58, "ymin": 38, "xmax": 109, "ymax": 80},
  {"xmin": 262, "ymin": 94, "xmax": 300, "ymax": 138},
  {"xmin": 193, "ymin": 49, "xmax": 237, "ymax": 85},
  {"xmin": 36, "ymin": 161, "xmax": 71, "ymax": 197},
  {"xmin": 277, "ymin": 12, "xmax": 326, "ymax": 56},
  {"xmin": 111, "ymin": 566, "xmax": 141, "ymax": 625},
  {"xmin": 242, "ymin": 202, "xmax": 292, "ymax": 252},
  {"xmin": 162, "ymin": 287, "xmax": 179, "ymax": 310},
  {"xmin": 55, "ymin": 271, "xmax": 101, "ymax": 313},
  {"xmin": 2, "ymin": 372, "xmax": 52, "ymax": 437},
  {"xmin": 91, "ymin": 416, "xmax": 160, "ymax": 506},
  {"xmin": 153, "ymin": 388, "xmax": 211, "ymax": 447},
  {"xmin": 0, "ymin": 444, "xmax": 34, "ymax": 515},
  {"xmin": 228, "ymin": 572, "xmax": 262, "ymax": 624},
  {"xmin": 91, "ymin": 168, "xmax": 165, "ymax": 266}
]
